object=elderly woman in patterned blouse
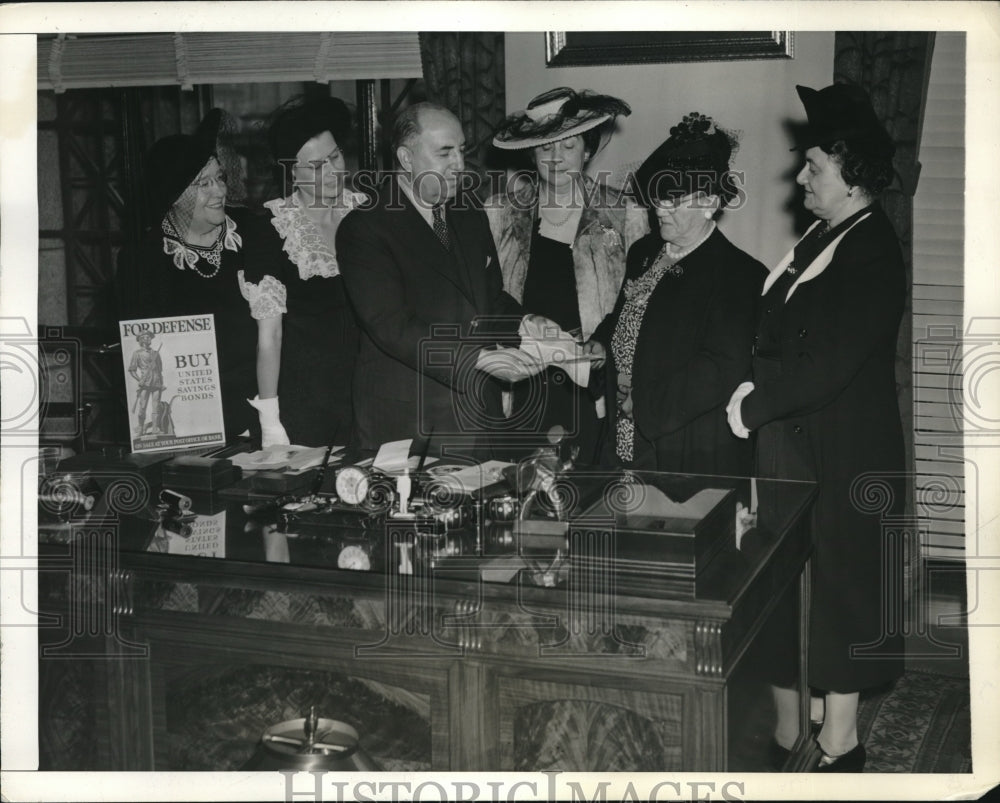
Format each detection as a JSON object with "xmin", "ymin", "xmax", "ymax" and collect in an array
[
  {"xmin": 588, "ymin": 113, "xmax": 766, "ymax": 474},
  {"xmin": 240, "ymin": 96, "xmax": 367, "ymax": 448}
]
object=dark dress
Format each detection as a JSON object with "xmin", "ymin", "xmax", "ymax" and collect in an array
[
  {"xmin": 594, "ymin": 228, "xmax": 767, "ymax": 475},
  {"xmin": 117, "ymin": 206, "xmax": 259, "ymax": 440},
  {"xmin": 513, "ymin": 221, "xmax": 604, "ymax": 463},
  {"xmin": 240, "ymin": 194, "xmax": 362, "ymax": 447},
  {"xmin": 742, "ymin": 204, "xmax": 906, "ymax": 693}
]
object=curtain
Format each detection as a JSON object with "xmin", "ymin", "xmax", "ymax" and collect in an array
[
  {"xmin": 419, "ymin": 32, "xmax": 506, "ymax": 195},
  {"xmin": 833, "ymin": 32, "xmax": 936, "ymax": 522}
]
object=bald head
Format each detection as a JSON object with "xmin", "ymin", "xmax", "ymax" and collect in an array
[
  {"xmin": 391, "ymin": 102, "xmax": 455, "ymax": 156},
  {"xmin": 394, "ymin": 103, "xmax": 466, "ymax": 205}
]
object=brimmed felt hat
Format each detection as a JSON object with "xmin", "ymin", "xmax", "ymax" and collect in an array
[
  {"xmin": 492, "ymin": 87, "xmax": 631, "ymax": 150},
  {"xmin": 268, "ymin": 95, "xmax": 352, "ymax": 164},
  {"xmin": 794, "ymin": 83, "xmax": 895, "ymax": 157},
  {"xmin": 145, "ymin": 108, "xmax": 223, "ymax": 223},
  {"xmin": 634, "ymin": 112, "xmax": 738, "ymax": 206}
]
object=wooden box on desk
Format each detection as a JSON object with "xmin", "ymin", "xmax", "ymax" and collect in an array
[
  {"xmin": 56, "ymin": 449, "xmax": 174, "ymax": 489},
  {"xmin": 568, "ymin": 484, "xmax": 736, "ymax": 598},
  {"xmin": 161, "ymin": 456, "xmax": 240, "ymax": 493}
]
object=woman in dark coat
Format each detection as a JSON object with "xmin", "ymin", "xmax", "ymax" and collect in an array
[
  {"xmin": 589, "ymin": 113, "xmax": 766, "ymax": 474},
  {"xmin": 116, "ymin": 109, "xmax": 259, "ymax": 442},
  {"xmin": 726, "ymin": 84, "xmax": 906, "ymax": 772}
]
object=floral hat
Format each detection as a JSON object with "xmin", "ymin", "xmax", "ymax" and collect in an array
[
  {"xmin": 634, "ymin": 112, "xmax": 740, "ymax": 206},
  {"xmin": 492, "ymin": 87, "xmax": 631, "ymax": 150}
]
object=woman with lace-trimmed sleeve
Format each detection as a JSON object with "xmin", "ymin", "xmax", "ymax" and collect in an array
[{"xmin": 240, "ymin": 96, "xmax": 367, "ymax": 448}]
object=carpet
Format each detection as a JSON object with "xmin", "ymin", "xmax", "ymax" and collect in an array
[{"xmin": 857, "ymin": 669, "xmax": 971, "ymax": 773}]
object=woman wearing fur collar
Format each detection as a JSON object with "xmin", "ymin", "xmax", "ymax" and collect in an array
[{"xmin": 486, "ymin": 87, "xmax": 648, "ymax": 463}]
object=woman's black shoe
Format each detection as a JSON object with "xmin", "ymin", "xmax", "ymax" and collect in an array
[{"xmin": 813, "ymin": 741, "xmax": 866, "ymax": 772}]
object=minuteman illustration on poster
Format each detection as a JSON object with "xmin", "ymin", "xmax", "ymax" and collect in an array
[
  {"xmin": 128, "ymin": 330, "xmax": 169, "ymax": 438},
  {"xmin": 119, "ymin": 314, "xmax": 226, "ymax": 453}
]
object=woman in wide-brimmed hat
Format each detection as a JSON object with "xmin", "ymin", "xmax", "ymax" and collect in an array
[
  {"xmin": 726, "ymin": 83, "xmax": 905, "ymax": 772},
  {"xmin": 587, "ymin": 111, "xmax": 766, "ymax": 473},
  {"xmin": 238, "ymin": 95, "xmax": 367, "ymax": 448},
  {"xmin": 485, "ymin": 87, "xmax": 648, "ymax": 463},
  {"xmin": 115, "ymin": 108, "xmax": 259, "ymax": 441}
]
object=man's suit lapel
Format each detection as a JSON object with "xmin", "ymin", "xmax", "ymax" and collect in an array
[{"xmin": 393, "ymin": 185, "xmax": 476, "ymax": 307}]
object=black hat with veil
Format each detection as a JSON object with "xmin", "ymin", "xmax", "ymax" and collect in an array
[{"xmin": 144, "ymin": 108, "xmax": 245, "ymax": 236}]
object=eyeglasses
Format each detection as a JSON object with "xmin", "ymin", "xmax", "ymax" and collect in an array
[
  {"xmin": 192, "ymin": 171, "xmax": 227, "ymax": 190},
  {"xmin": 652, "ymin": 192, "xmax": 706, "ymax": 211}
]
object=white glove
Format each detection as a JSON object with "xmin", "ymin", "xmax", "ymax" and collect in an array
[
  {"xmin": 725, "ymin": 381, "xmax": 754, "ymax": 439},
  {"xmin": 248, "ymin": 396, "xmax": 290, "ymax": 447}
]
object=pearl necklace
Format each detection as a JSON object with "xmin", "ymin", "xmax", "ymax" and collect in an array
[
  {"xmin": 648, "ymin": 223, "xmax": 717, "ymax": 278},
  {"xmin": 662, "ymin": 222, "xmax": 716, "ymax": 264},
  {"xmin": 162, "ymin": 215, "xmax": 236, "ymax": 279},
  {"xmin": 539, "ymin": 203, "xmax": 580, "ymax": 228}
]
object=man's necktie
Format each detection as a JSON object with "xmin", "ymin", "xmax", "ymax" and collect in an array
[{"xmin": 432, "ymin": 205, "xmax": 451, "ymax": 251}]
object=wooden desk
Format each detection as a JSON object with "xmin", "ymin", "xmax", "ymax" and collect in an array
[{"xmin": 38, "ymin": 469, "xmax": 815, "ymax": 772}]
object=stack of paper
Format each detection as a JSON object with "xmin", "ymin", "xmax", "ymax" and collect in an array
[
  {"xmin": 373, "ymin": 439, "xmax": 412, "ymax": 473},
  {"xmin": 371, "ymin": 439, "xmax": 438, "ymax": 476},
  {"xmin": 432, "ymin": 460, "xmax": 513, "ymax": 494},
  {"xmin": 230, "ymin": 444, "xmax": 339, "ymax": 473}
]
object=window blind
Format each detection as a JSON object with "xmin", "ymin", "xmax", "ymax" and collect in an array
[
  {"xmin": 912, "ymin": 32, "xmax": 965, "ymax": 561},
  {"xmin": 38, "ymin": 32, "xmax": 423, "ymax": 93}
]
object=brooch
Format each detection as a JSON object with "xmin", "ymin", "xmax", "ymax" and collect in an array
[{"xmin": 601, "ymin": 226, "xmax": 622, "ymax": 248}]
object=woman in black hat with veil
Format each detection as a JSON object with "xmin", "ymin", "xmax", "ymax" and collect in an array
[
  {"xmin": 588, "ymin": 111, "xmax": 766, "ymax": 474},
  {"xmin": 116, "ymin": 108, "xmax": 259, "ymax": 441},
  {"xmin": 726, "ymin": 84, "xmax": 906, "ymax": 772}
]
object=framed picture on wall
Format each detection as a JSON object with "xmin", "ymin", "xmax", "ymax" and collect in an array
[{"xmin": 545, "ymin": 31, "xmax": 794, "ymax": 66}]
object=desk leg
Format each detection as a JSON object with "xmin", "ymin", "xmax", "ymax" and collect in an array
[
  {"xmin": 448, "ymin": 661, "xmax": 498, "ymax": 769},
  {"xmin": 689, "ymin": 686, "xmax": 725, "ymax": 771},
  {"xmin": 104, "ymin": 631, "xmax": 154, "ymax": 770}
]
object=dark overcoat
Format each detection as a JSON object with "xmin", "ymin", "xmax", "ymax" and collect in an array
[
  {"xmin": 594, "ymin": 228, "xmax": 767, "ymax": 475},
  {"xmin": 741, "ymin": 204, "xmax": 906, "ymax": 692},
  {"xmin": 336, "ymin": 178, "xmax": 522, "ymax": 455}
]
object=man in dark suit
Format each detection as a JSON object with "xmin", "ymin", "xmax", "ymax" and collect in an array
[{"xmin": 337, "ymin": 103, "xmax": 545, "ymax": 455}]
